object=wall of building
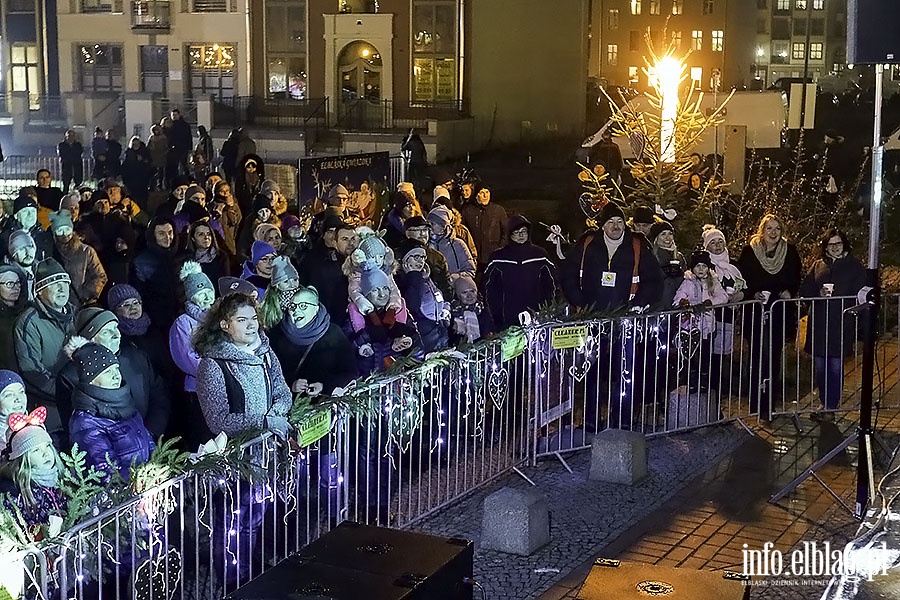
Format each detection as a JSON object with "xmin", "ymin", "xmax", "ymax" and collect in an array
[{"xmin": 468, "ymin": 0, "xmax": 588, "ymax": 145}]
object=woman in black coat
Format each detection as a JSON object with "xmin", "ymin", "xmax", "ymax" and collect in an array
[
  {"xmin": 267, "ymin": 286, "xmax": 359, "ymax": 396},
  {"xmin": 736, "ymin": 214, "xmax": 803, "ymax": 422},
  {"xmin": 798, "ymin": 229, "xmax": 865, "ymax": 414}
]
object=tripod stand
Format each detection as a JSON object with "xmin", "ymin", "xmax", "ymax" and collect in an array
[{"xmin": 769, "ymin": 64, "xmax": 889, "ymax": 519}]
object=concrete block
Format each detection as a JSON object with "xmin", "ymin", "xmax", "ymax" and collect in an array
[
  {"xmin": 589, "ymin": 428, "xmax": 648, "ymax": 485},
  {"xmin": 481, "ymin": 487, "xmax": 550, "ymax": 556}
]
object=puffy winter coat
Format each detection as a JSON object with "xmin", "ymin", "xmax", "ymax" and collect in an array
[
  {"xmin": 672, "ymin": 271, "xmax": 729, "ymax": 338},
  {"xmin": 268, "ymin": 320, "xmax": 359, "ymax": 396},
  {"xmin": 195, "ymin": 333, "xmax": 292, "ymax": 437},
  {"xmin": 69, "ymin": 383, "xmax": 155, "ymax": 480},
  {"xmin": 53, "ymin": 236, "xmax": 107, "ymax": 306},
  {"xmin": 348, "ymin": 301, "xmax": 422, "ymax": 373},
  {"xmin": 461, "ymin": 203, "xmax": 507, "ymax": 266},
  {"xmin": 484, "ymin": 242, "xmax": 558, "ymax": 328},
  {"xmin": 169, "ymin": 302, "xmax": 206, "ymax": 392},
  {"xmin": 396, "ymin": 268, "xmax": 449, "ymax": 353}
]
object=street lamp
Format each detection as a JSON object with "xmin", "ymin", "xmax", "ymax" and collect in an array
[{"xmin": 655, "ymin": 56, "xmax": 681, "ymax": 163}]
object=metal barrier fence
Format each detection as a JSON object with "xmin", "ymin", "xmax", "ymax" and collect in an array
[{"xmin": 17, "ymin": 294, "xmax": 899, "ymax": 599}]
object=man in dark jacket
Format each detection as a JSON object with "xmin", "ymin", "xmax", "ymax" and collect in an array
[
  {"xmin": 56, "ymin": 307, "xmax": 172, "ymax": 440},
  {"xmin": 484, "ymin": 215, "xmax": 558, "ymax": 329},
  {"xmin": 460, "ymin": 185, "xmax": 507, "ymax": 273},
  {"xmin": 560, "ymin": 201, "xmax": 664, "ymax": 430},
  {"xmin": 58, "ymin": 129, "xmax": 84, "ymax": 192},
  {"xmin": 0, "ymin": 195, "xmax": 53, "ymax": 263},
  {"xmin": 168, "ymin": 108, "xmax": 193, "ymax": 178},
  {"xmin": 35, "ymin": 169, "xmax": 64, "ymax": 212},
  {"xmin": 296, "ymin": 218, "xmax": 357, "ymax": 327},
  {"xmin": 129, "ymin": 217, "xmax": 180, "ymax": 335}
]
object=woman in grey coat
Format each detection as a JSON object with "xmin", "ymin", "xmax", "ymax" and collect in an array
[{"xmin": 193, "ymin": 293, "xmax": 292, "ymax": 438}]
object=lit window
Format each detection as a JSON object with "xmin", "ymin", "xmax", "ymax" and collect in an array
[
  {"xmin": 188, "ymin": 44, "xmax": 236, "ymax": 99},
  {"xmin": 690, "ymin": 67, "xmax": 703, "ymax": 88},
  {"xmin": 672, "ymin": 30, "xmax": 682, "ymax": 48},
  {"xmin": 628, "ymin": 66, "xmax": 639, "ymax": 83},
  {"xmin": 11, "ymin": 44, "xmax": 40, "ymax": 106},
  {"xmin": 672, "ymin": 0, "xmax": 683, "ymax": 14},
  {"xmin": 712, "ymin": 30, "xmax": 723, "ymax": 52},
  {"xmin": 77, "ymin": 43, "xmax": 124, "ymax": 91},
  {"xmin": 813, "ymin": 0, "xmax": 824, "ymax": 8},
  {"xmin": 792, "ymin": 42, "xmax": 805, "ymax": 59},
  {"xmin": 691, "ymin": 30, "xmax": 703, "ymax": 51},
  {"xmin": 608, "ymin": 8, "xmax": 619, "ymax": 29},
  {"xmin": 776, "ymin": 0, "xmax": 789, "ymax": 9},
  {"xmin": 631, "ymin": 0, "xmax": 641, "ymax": 15},
  {"xmin": 649, "ymin": 0, "xmax": 660, "ymax": 15},
  {"xmin": 795, "ymin": 0, "xmax": 806, "ymax": 8},
  {"xmin": 703, "ymin": 0, "xmax": 714, "ymax": 15},
  {"xmin": 412, "ymin": 1, "xmax": 459, "ymax": 103},
  {"xmin": 809, "ymin": 42, "xmax": 823, "ymax": 60},
  {"xmin": 607, "ymin": 44, "xmax": 618, "ymax": 66}
]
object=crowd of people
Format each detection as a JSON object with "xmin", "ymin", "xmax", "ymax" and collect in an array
[{"xmin": 0, "ymin": 110, "xmax": 867, "ymax": 537}]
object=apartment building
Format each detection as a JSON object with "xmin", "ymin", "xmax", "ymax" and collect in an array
[{"xmin": 0, "ymin": 0, "xmax": 58, "ymax": 101}]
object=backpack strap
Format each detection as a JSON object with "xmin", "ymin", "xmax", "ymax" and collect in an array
[
  {"xmin": 213, "ymin": 358, "xmax": 246, "ymax": 414},
  {"xmin": 578, "ymin": 234, "xmax": 595, "ymax": 288},
  {"xmin": 629, "ymin": 237, "xmax": 641, "ymax": 301}
]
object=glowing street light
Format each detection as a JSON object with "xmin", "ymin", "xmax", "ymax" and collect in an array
[{"xmin": 655, "ymin": 56, "xmax": 681, "ymax": 163}]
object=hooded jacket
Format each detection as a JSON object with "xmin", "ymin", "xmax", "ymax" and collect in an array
[
  {"xmin": 426, "ymin": 206, "xmax": 476, "ymax": 281},
  {"xmin": 235, "ymin": 153, "xmax": 266, "ymax": 215},
  {"xmin": 296, "ymin": 240, "xmax": 350, "ymax": 325},
  {"xmin": 0, "ymin": 265, "xmax": 29, "ymax": 371},
  {"xmin": 195, "ymin": 332, "xmax": 292, "ymax": 436},
  {"xmin": 169, "ymin": 301, "xmax": 206, "ymax": 393},
  {"xmin": 130, "ymin": 219, "xmax": 180, "ymax": 333}
]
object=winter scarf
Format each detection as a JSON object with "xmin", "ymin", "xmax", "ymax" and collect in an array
[
  {"xmin": 708, "ymin": 249, "xmax": 745, "ymax": 293},
  {"xmin": 72, "ymin": 383, "xmax": 137, "ymax": 420},
  {"xmin": 750, "ymin": 238, "xmax": 788, "ymax": 275},
  {"xmin": 603, "ymin": 232, "xmax": 624, "ymax": 259},
  {"xmin": 279, "ymin": 305, "xmax": 330, "ymax": 347},
  {"xmin": 119, "ymin": 313, "xmax": 151, "ymax": 336},
  {"xmin": 184, "ymin": 300, "xmax": 207, "ymax": 322},
  {"xmin": 457, "ymin": 310, "xmax": 481, "ymax": 343},
  {"xmin": 194, "ymin": 246, "xmax": 218, "ymax": 264},
  {"xmin": 31, "ymin": 466, "xmax": 59, "ymax": 488}
]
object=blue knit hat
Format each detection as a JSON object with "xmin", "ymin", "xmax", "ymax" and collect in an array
[
  {"xmin": 106, "ymin": 284, "xmax": 141, "ymax": 311},
  {"xmin": 0, "ymin": 370, "xmax": 23, "ymax": 394},
  {"xmin": 359, "ymin": 268, "xmax": 392, "ymax": 297},
  {"xmin": 251, "ymin": 241, "xmax": 276, "ymax": 266}
]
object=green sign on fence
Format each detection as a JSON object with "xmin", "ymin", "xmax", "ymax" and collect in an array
[{"xmin": 298, "ymin": 410, "xmax": 332, "ymax": 447}]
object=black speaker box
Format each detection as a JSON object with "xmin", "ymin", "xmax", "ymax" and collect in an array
[
  {"xmin": 848, "ymin": 0, "xmax": 900, "ymax": 64},
  {"xmin": 227, "ymin": 521, "xmax": 474, "ymax": 600},
  {"xmin": 577, "ymin": 559, "xmax": 750, "ymax": 599}
]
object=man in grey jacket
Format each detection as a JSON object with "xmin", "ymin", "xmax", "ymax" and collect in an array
[{"xmin": 13, "ymin": 258, "xmax": 76, "ymax": 443}]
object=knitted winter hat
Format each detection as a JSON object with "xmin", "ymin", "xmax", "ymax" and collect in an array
[
  {"xmin": 13, "ymin": 195, "xmax": 37, "ymax": 214},
  {"xmin": 701, "ymin": 224, "xmax": 727, "ymax": 249},
  {"xmin": 74, "ymin": 307, "xmax": 118, "ymax": 340},
  {"xmin": 7, "ymin": 230, "xmax": 35, "ymax": 257},
  {"xmin": 271, "ymin": 255, "xmax": 299, "ymax": 287},
  {"xmin": 453, "ymin": 274, "xmax": 478, "ymax": 297},
  {"xmin": 90, "ymin": 189, "xmax": 110, "ymax": 206},
  {"xmin": 250, "ymin": 241, "xmax": 277, "ymax": 266},
  {"xmin": 260, "ymin": 180, "xmax": 281, "ymax": 196},
  {"xmin": 67, "ymin": 337, "xmax": 118, "ymax": 385},
  {"xmin": 185, "ymin": 184, "xmax": 206, "ymax": 202},
  {"xmin": 426, "ymin": 205, "xmax": 452, "ymax": 229},
  {"xmin": 254, "ymin": 223, "xmax": 280, "ymax": 242},
  {"xmin": 0, "ymin": 370, "xmax": 23, "ymax": 394},
  {"xmin": 396, "ymin": 182, "xmax": 416, "ymax": 197},
  {"xmin": 689, "ymin": 250, "xmax": 715, "ymax": 271},
  {"xmin": 358, "ymin": 234, "xmax": 386, "ymax": 259},
  {"xmin": 48, "ymin": 210, "xmax": 74, "ymax": 233},
  {"xmin": 433, "ymin": 186, "xmax": 451, "ymax": 202},
  {"xmin": 218, "ymin": 276, "xmax": 258, "ymax": 298},
  {"xmin": 280, "ymin": 214, "xmax": 302, "ymax": 234},
  {"xmin": 6, "ymin": 409, "xmax": 53, "ymax": 460},
  {"xmin": 507, "ymin": 214, "xmax": 532, "ymax": 234},
  {"xmin": 632, "ymin": 205, "xmax": 655, "ymax": 224},
  {"xmin": 404, "ymin": 216, "xmax": 428, "ymax": 231},
  {"xmin": 34, "ymin": 258, "xmax": 70, "ymax": 293},
  {"xmin": 328, "ymin": 184, "xmax": 349, "ymax": 203},
  {"xmin": 395, "ymin": 238, "xmax": 426, "ymax": 261},
  {"xmin": 596, "ymin": 202, "xmax": 626, "ymax": 227},
  {"xmin": 180, "ymin": 261, "xmax": 214, "ymax": 300},
  {"xmin": 252, "ymin": 194, "xmax": 274, "ymax": 214},
  {"xmin": 359, "ymin": 267, "xmax": 392, "ymax": 297},
  {"xmin": 106, "ymin": 284, "xmax": 141, "ymax": 311},
  {"xmin": 61, "ymin": 192, "xmax": 81, "ymax": 211},
  {"xmin": 401, "ymin": 243, "xmax": 426, "ymax": 262},
  {"xmin": 648, "ymin": 220, "xmax": 675, "ymax": 243}
]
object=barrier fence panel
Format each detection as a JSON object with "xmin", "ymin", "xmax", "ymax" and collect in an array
[{"xmin": 530, "ymin": 301, "xmax": 766, "ymax": 461}]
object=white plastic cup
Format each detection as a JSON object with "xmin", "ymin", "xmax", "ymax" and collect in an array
[
  {"xmin": 759, "ymin": 291, "xmax": 771, "ymax": 303},
  {"xmin": 823, "ymin": 283, "xmax": 834, "ymax": 297}
]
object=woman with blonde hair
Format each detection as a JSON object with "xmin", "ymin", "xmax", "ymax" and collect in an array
[{"xmin": 736, "ymin": 213, "xmax": 802, "ymax": 423}]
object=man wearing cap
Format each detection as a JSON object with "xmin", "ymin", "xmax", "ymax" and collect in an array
[
  {"xmin": 236, "ymin": 153, "xmax": 265, "ymax": 215},
  {"xmin": 49, "ymin": 210, "xmax": 107, "ymax": 306},
  {"xmin": 13, "ymin": 258, "xmax": 76, "ymax": 443},
  {"xmin": 56, "ymin": 306, "xmax": 171, "ymax": 440},
  {"xmin": 7, "ymin": 230, "xmax": 37, "ymax": 299},
  {"xmin": 629, "ymin": 205, "xmax": 657, "ymax": 239},
  {"xmin": 297, "ymin": 219, "xmax": 358, "ymax": 326},
  {"xmin": 168, "ymin": 108, "xmax": 193, "ymax": 180},
  {"xmin": 560, "ymin": 202, "xmax": 663, "ymax": 430},
  {"xmin": 404, "ymin": 215, "xmax": 453, "ymax": 300},
  {"xmin": 0, "ymin": 194, "xmax": 53, "ymax": 263}
]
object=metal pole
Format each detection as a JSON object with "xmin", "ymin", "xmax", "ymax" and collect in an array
[
  {"xmin": 798, "ymin": 0, "xmax": 813, "ymax": 130},
  {"xmin": 856, "ymin": 63, "xmax": 884, "ymax": 518}
]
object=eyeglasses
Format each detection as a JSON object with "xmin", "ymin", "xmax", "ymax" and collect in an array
[
  {"xmin": 0, "ymin": 281, "xmax": 21, "ymax": 289},
  {"xmin": 288, "ymin": 301, "xmax": 317, "ymax": 311},
  {"xmin": 257, "ymin": 255, "xmax": 276, "ymax": 263}
]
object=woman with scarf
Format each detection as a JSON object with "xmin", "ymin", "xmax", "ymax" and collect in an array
[
  {"xmin": 701, "ymin": 225, "xmax": 747, "ymax": 402},
  {"xmin": 737, "ymin": 214, "xmax": 802, "ymax": 423},
  {"xmin": 799, "ymin": 229, "xmax": 865, "ymax": 418},
  {"xmin": 395, "ymin": 239, "xmax": 450, "ymax": 353},
  {"xmin": 648, "ymin": 220, "xmax": 685, "ymax": 310},
  {"xmin": 267, "ymin": 286, "xmax": 358, "ymax": 396},
  {"xmin": 449, "ymin": 275, "xmax": 494, "ymax": 345},
  {"xmin": 178, "ymin": 220, "xmax": 232, "ymax": 287},
  {"xmin": 168, "ymin": 262, "xmax": 216, "ymax": 445}
]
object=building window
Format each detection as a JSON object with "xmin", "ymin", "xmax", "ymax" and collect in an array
[
  {"xmin": 628, "ymin": 66, "xmax": 639, "ymax": 83},
  {"xmin": 631, "ymin": 0, "xmax": 641, "ymax": 16},
  {"xmin": 672, "ymin": 0, "xmax": 682, "ymax": 15},
  {"xmin": 140, "ymin": 45, "xmax": 168, "ymax": 94},
  {"xmin": 776, "ymin": 0, "xmax": 789, "ymax": 9},
  {"xmin": 792, "ymin": 42, "xmax": 805, "ymax": 59},
  {"xmin": 10, "ymin": 44, "xmax": 40, "ymax": 103},
  {"xmin": 190, "ymin": 0, "xmax": 228, "ymax": 12},
  {"xmin": 809, "ymin": 42, "xmax": 823, "ymax": 59},
  {"xmin": 412, "ymin": 0, "xmax": 458, "ymax": 103},
  {"xmin": 77, "ymin": 43, "xmax": 123, "ymax": 91},
  {"xmin": 629, "ymin": 31, "xmax": 641, "ymax": 51},
  {"xmin": 266, "ymin": 0, "xmax": 307, "ymax": 99},
  {"xmin": 7, "ymin": 0, "xmax": 35, "ymax": 13},
  {"xmin": 711, "ymin": 30, "xmax": 723, "ymax": 52},
  {"xmin": 795, "ymin": 0, "xmax": 806, "ymax": 8},
  {"xmin": 813, "ymin": 0, "xmax": 823, "ymax": 8},
  {"xmin": 773, "ymin": 40, "xmax": 789, "ymax": 60},
  {"xmin": 608, "ymin": 8, "xmax": 619, "ymax": 30},
  {"xmin": 673, "ymin": 30, "xmax": 682, "ymax": 48},
  {"xmin": 703, "ymin": 0, "xmax": 714, "ymax": 15},
  {"xmin": 691, "ymin": 30, "xmax": 702, "ymax": 51},
  {"xmin": 690, "ymin": 67, "xmax": 703, "ymax": 88},
  {"xmin": 607, "ymin": 44, "xmax": 618, "ymax": 66},
  {"xmin": 80, "ymin": 0, "xmax": 121, "ymax": 12},
  {"xmin": 649, "ymin": 0, "xmax": 660, "ymax": 14},
  {"xmin": 188, "ymin": 44, "xmax": 235, "ymax": 98}
]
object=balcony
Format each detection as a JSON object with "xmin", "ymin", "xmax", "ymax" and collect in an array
[{"xmin": 131, "ymin": 0, "xmax": 169, "ymax": 29}]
